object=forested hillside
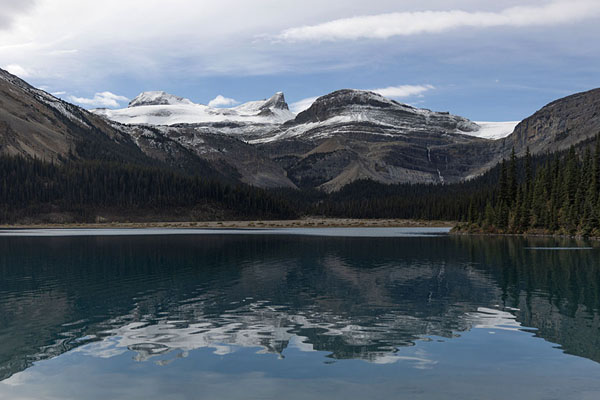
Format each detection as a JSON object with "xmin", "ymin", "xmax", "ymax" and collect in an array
[
  {"xmin": 457, "ymin": 136, "xmax": 600, "ymax": 237},
  {"xmin": 1, "ymin": 134, "xmax": 599, "ymax": 236},
  {"xmin": 0, "ymin": 157, "xmax": 296, "ymax": 223}
]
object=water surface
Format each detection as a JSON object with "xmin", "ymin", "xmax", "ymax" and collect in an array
[{"xmin": 0, "ymin": 229, "xmax": 599, "ymax": 399}]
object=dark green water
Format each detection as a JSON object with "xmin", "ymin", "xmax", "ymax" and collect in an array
[{"xmin": 1, "ymin": 229, "xmax": 599, "ymax": 399}]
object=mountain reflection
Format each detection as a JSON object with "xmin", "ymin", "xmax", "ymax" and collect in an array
[{"xmin": 0, "ymin": 234, "xmax": 598, "ymax": 381}]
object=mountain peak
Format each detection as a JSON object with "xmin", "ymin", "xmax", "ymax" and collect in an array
[
  {"xmin": 319, "ymin": 89, "xmax": 398, "ymax": 106},
  {"xmin": 129, "ymin": 91, "xmax": 193, "ymax": 107},
  {"xmin": 260, "ymin": 92, "xmax": 289, "ymax": 111},
  {"xmin": 293, "ymin": 89, "xmax": 408, "ymax": 124}
]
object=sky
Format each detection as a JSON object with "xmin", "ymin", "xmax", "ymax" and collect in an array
[{"xmin": 1, "ymin": 0, "xmax": 599, "ymax": 121}]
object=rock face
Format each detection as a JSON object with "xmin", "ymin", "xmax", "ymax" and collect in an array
[
  {"xmin": 496, "ymin": 88, "xmax": 600, "ymax": 157},
  {"xmin": 260, "ymin": 92, "xmax": 289, "ymax": 112}
]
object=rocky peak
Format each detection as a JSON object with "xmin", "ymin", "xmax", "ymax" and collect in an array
[
  {"xmin": 292, "ymin": 89, "xmax": 477, "ymax": 133},
  {"xmin": 129, "ymin": 91, "xmax": 193, "ymax": 107},
  {"xmin": 294, "ymin": 90, "xmax": 407, "ymax": 124},
  {"xmin": 260, "ymin": 92, "xmax": 289, "ymax": 111}
]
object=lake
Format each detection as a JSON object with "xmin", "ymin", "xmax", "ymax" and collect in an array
[{"xmin": 0, "ymin": 228, "xmax": 599, "ymax": 399}]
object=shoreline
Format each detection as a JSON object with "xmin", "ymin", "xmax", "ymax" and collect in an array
[
  {"xmin": 0, "ymin": 218, "xmax": 456, "ymax": 230},
  {"xmin": 451, "ymin": 229, "xmax": 600, "ymax": 242}
]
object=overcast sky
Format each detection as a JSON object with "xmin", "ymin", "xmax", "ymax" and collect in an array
[{"xmin": 1, "ymin": 0, "xmax": 599, "ymax": 120}]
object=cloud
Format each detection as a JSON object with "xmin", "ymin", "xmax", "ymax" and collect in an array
[
  {"xmin": 291, "ymin": 85, "xmax": 435, "ymax": 113},
  {"xmin": 208, "ymin": 95, "xmax": 239, "ymax": 108},
  {"xmin": 277, "ymin": 0, "xmax": 600, "ymax": 41},
  {"xmin": 0, "ymin": 0, "xmax": 597, "ymax": 123},
  {"xmin": 371, "ymin": 84, "xmax": 434, "ymax": 98},
  {"xmin": 3, "ymin": 64, "xmax": 31, "ymax": 78},
  {"xmin": 68, "ymin": 91, "xmax": 129, "ymax": 108},
  {"xmin": 0, "ymin": 0, "xmax": 37, "ymax": 30}
]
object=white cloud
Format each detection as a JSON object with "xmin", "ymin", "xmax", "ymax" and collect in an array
[
  {"xmin": 3, "ymin": 64, "xmax": 31, "ymax": 78},
  {"xmin": 208, "ymin": 95, "xmax": 239, "ymax": 108},
  {"xmin": 277, "ymin": 0, "xmax": 600, "ymax": 41},
  {"xmin": 68, "ymin": 91, "xmax": 129, "ymax": 108},
  {"xmin": 0, "ymin": 0, "xmax": 598, "ymax": 111},
  {"xmin": 371, "ymin": 84, "xmax": 434, "ymax": 98},
  {"xmin": 0, "ymin": 0, "xmax": 383, "ymax": 82},
  {"xmin": 291, "ymin": 85, "xmax": 435, "ymax": 113},
  {"xmin": 0, "ymin": 0, "xmax": 37, "ymax": 30},
  {"xmin": 4, "ymin": 1, "xmax": 529, "ymax": 83}
]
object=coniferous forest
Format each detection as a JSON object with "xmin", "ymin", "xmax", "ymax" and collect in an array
[
  {"xmin": 1, "ymin": 135, "xmax": 600, "ymax": 238},
  {"xmin": 457, "ymin": 136, "xmax": 600, "ymax": 237},
  {"xmin": 0, "ymin": 157, "xmax": 297, "ymax": 223}
]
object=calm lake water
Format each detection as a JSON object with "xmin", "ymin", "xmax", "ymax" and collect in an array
[{"xmin": 1, "ymin": 228, "xmax": 599, "ymax": 400}]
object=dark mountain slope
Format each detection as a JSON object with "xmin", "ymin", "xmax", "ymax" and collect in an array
[
  {"xmin": 0, "ymin": 69, "xmax": 229, "ymax": 181},
  {"xmin": 497, "ymin": 87, "xmax": 600, "ymax": 157}
]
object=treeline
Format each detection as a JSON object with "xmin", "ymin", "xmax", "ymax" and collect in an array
[
  {"xmin": 309, "ymin": 178, "xmax": 496, "ymax": 221},
  {"xmin": 272, "ymin": 155, "xmax": 511, "ymax": 221},
  {"xmin": 0, "ymin": 156, "xmax": 297, "ymax": 223},
  {"xmin": 459, "ymin": 137, "xmax": 600, "ymax": 237},
  {"xmin": 3, "ymin": 135, "xmax": 600, "ymax": 234}
]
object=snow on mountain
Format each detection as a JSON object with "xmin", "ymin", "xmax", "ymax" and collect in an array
[
  {"xmin": 250, "ymin": 89, "xmax": 482, "ymax": 144},
  {"xmin": 128, "ymin": 91, "xmax": 193, "ymax": 107},
  {"xmin": 466, "ymin": 121, "xmax": 519, "ymax": 140},
  {"xmin": 92, "ymin": 91, "xmax": 295, "ymax": 126},
  {"xmin": 92, "ymin": 87, "xmax": 516, "ymax": 144}
]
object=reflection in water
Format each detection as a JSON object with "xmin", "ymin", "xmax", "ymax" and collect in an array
[{"xmin": 0, "ymin": 233, "xmax": 599, "ymax": 383}]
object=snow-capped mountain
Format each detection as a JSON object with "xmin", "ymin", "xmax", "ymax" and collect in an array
[
  {"xmin": 128, "ymin": 91, "xmax": 194, "ymax": 107},
  {"xmin": 249, "ymin": 90, "xmax": 508, "ymax": 190},
  {"xmin": 45, "ymin": 83, "xmax": 522, "ymax": 189},
  {"xmin": 93, "ymin": 89, "xmax": 517, "ymax": 142},
  {"xmin": 92, "ymin": 91, "xmax": 295, "ymax": 126},
  {"xmin": 251, "ymin": 89, "xmax": 487, "ymax": 144},
  {"xmin": 4, "ymin": 66, "xmax": 598, "ymax": 191}
]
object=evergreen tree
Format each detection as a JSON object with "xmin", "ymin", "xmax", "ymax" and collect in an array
[
  {"xmin": 508, "ymin": 148, "xmax": 518, "ymax": 206},
  {"xmin": 484, "ymin": 200, "xmax": 495, "ymax": 228},
  {"xmin": 499, "ymin": 159, "xmax": 509, "ymax": 205}
]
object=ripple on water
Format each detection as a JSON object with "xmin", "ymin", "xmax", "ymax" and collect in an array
[{"xmin": 525, "ymin": 247, "xmax": 594, "ymax": 250}]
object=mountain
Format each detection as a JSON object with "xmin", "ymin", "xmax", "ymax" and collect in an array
[
  {"xmin": 254, "ymin": 90, "xmax": 510, "ymax": 190},
  {"xmin": 2, "ymin": 67, "xmax": 599, "ymax": 192},
  {"xmin": 0, "ymin": 68, "xmax": 294, "ymax": 186},
  {"xmin": 90, "ymin": 91, "xmax": 300, "ymax": 187},
  {"xmin": 0, "ymin": 68, "xmax": 147, "ymax": 163},
  {"xmin": 496, "ymin": 87, "xmax": 600, "ymax": 157},
  {"xmin": 0, "ymin": 68, "xmax": 235, "ymax": 183},
  {"xmin": 128, "ymin": 91, "xmax": 194, "ymax": 107},
  {"xmin": 92, "ymin": 88, "xmax": 517, "ymax": 190},
  {"xmin": 93, "ymin": 91, "xmax": 295, "ymax": 126},
  {"xmin": 118, "ymin": 123, "xmax": 296, "ymax": 188}
]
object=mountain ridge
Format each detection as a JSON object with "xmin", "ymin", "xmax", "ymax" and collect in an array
[
  {"xmin": 93, "ymin": 91, "xmax": 295, "ymax": 126},
  {"xmin": 129, "ymin": 91, "xmax": 194, "ymax": 107},
  {"xmin": 2, "ymin": 67, "xmax": 599, "ymax": 192}
]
